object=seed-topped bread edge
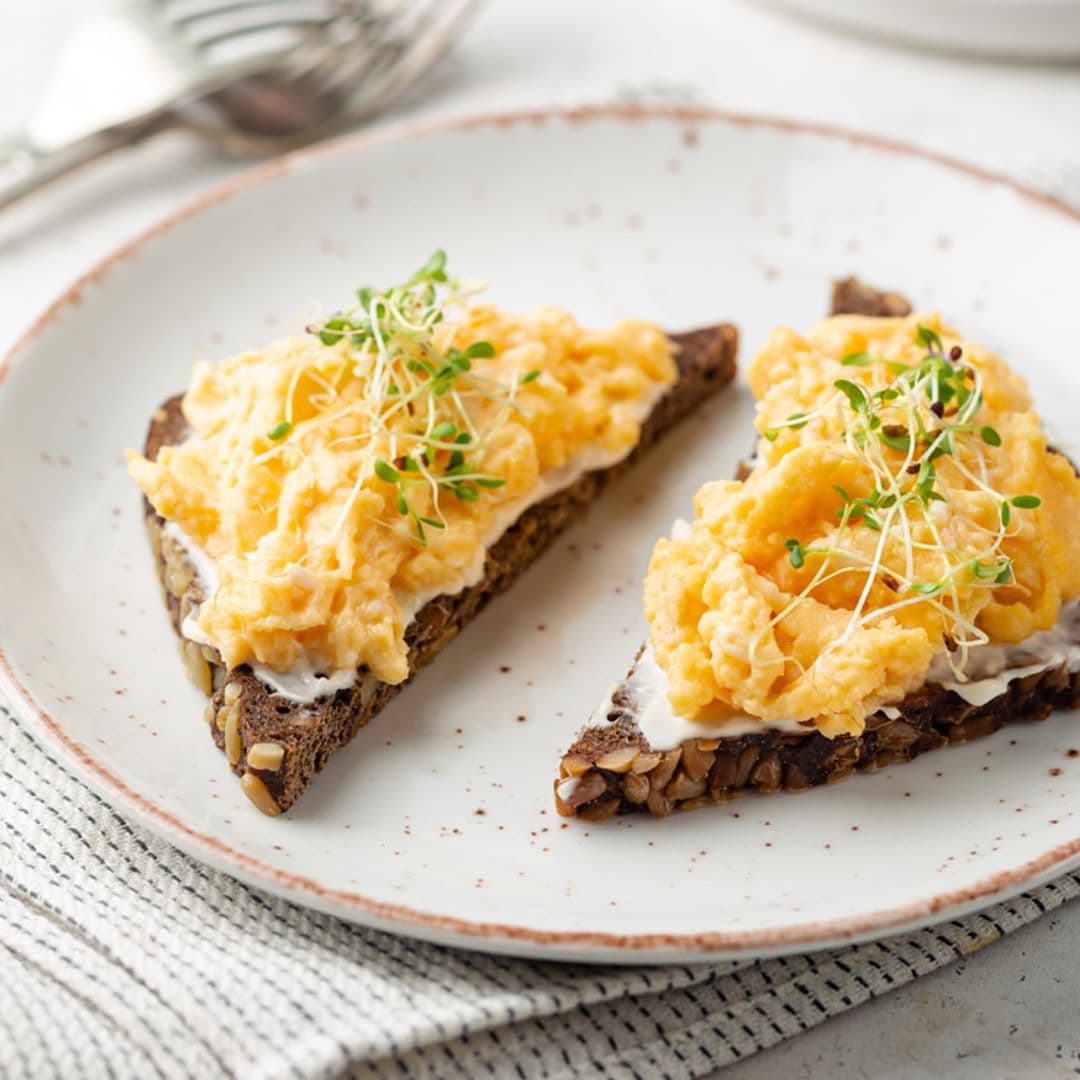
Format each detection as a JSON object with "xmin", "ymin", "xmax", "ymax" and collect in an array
[
  {"xmin": 554, "ymin": 282, "xmax": 1079, "ymax": 822},
  {"xmin": 142, "ymin": 322, "xmax": 739, "ymax": 815}
]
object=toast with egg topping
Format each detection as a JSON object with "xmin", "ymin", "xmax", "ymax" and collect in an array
[
  {"xmin": 133, "ymin": 253, "xmax": 737, "ymax": 815},
  {"xmin": 555, "ymin": 283, "xmax": 1080, "ymax": 821}
]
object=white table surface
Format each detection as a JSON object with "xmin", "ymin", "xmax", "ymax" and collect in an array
[{"xmin": 2, "ymin": 2, "xmax": 1078, "ymax": 1076}]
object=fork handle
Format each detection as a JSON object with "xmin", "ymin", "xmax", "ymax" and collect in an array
[{"xmin": 0, "ymin": 120, "xmax": 170, "ymax": 213}]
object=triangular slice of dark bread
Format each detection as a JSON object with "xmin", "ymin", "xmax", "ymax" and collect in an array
[
  {"xmin": 554, "ymin": 284, "xmax": 1079, "ymax": 822},
  {"xmin": 143, "ymin": 323, "xmax": 738, "ymax": 815}
]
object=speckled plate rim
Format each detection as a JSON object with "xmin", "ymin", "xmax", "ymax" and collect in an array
[{"xmin": 2, "ymin": 103, "xmax": 1079, "ymax": 963}]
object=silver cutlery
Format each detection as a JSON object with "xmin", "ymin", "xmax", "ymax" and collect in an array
[{"xmin": 0, "ymin": 0, "xmax": 480, "ymax": 211}]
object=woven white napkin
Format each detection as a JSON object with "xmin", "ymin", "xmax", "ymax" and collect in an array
[{"xmin": 1, "ymin": 699, "xmax": 1077, "ymax": 1080}]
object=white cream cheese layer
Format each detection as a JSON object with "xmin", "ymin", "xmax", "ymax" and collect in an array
[
  {"xmin": 161, "ymin": 384, "xmax": 667, "ymax": 704},
  {"xmin": 599, "ymin": 600, "xmax": 1080, "ymax": 750},
  {"xmin": 926, "ymin": 600, "xmax": 1080, "ymax": 706}
]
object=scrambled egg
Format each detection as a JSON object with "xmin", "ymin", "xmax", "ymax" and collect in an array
[
  {"xmin": 128, "ymin": 304, "xmax": 674, "ymax": 685},
  {"xmin": 645, "ymin": 314, "xmax": 1080, "ymax": 738}
]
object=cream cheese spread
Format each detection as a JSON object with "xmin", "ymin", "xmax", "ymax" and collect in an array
[
  {"xmin": 160, "ymin": 385, "xmax": 666, "ymax": 704},
  {"xmin": 596, "ymin": 600, "xmax": 1080, "ymax": 750}
]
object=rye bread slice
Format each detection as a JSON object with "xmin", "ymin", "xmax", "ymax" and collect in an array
[
  {"xmin": 831, "ymin": 276, "xmax": 913, "ymax": 318},
  {"xmin": 554, "ymin": 283, "xmax": 1079, "ymax": 821},
  {"xmin": 555, "ymin": 643, "xmax": 1080, "ymax": 821},
  {"xmin": 143, "ymin": 323, "xmax": 738, "ymax": 814}
]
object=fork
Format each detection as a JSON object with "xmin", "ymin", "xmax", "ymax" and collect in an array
[
  {"xmin": 179, "ymin": 0, "xmax": 482, "ymax": 154},
  {"xmin": 0, "ymin": 0, "xmax": 480, "ymax": 212}
]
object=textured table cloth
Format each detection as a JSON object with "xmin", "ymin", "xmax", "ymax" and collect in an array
[
  {"xmin": 2, "ymin": 699, "xmax": 1078, "ymax": 1079},
  {"xmin": 4, "ymin": 3, "xmax": 1080, "ymax": 1076}
]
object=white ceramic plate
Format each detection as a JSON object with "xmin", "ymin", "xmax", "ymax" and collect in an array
[
  {"xmin": 761, "ymin": 0, "xmax": 1080, "ymax": 60},
  {"xmin": 2, "ymin": 106, "xmax": 1079, "ymax": 964}
]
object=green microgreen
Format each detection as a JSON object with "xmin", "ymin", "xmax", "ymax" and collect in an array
[
  {"xmin": 761, "ymin": 321, "xmax": 1044, "ymax": 681},
  {"xmin": 910, "ymin": 581, "xmax": 944, "ymax": 595},
  {"xmin": 915, "ymin": 324, "xmax": 944, "ymax": 353},
  {"xmin": 374, "ymin": 458, "xmax": 400, "ymax": 483},
  {"xmin": 287, "ymin": 251, "xmax": 529, "ymax": 545},
  {"xmin": 841, "ymin": 351, "xmax": 876, "ymax": 367},
  {"xmin": 834, "ymin": 378, "xmax": 870, "ymax": 414},
  {"xmin": 267, "ymin": 420, "xmax": 292, "ymax": 441},
  {"xmin": 764, "ymin": 411, "xmax": 813, "ymax": 441}
]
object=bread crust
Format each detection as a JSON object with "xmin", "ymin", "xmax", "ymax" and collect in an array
[
  {"xmin": 555, "ymin": 648, "xmax": 1080, "ymax": 821},
  {"xmin": 555, "ymin": 282, "xmax": 1079, "ymax": 822},
  {"xmin": 143, "ymin": 323, "xmax": 738, "ymax": 813}
]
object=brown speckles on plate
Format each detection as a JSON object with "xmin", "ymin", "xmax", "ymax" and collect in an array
[
  {"xmin": 4, "ymin": 104, "xmax": 1080, "ymax": 962},
  {"xmin": 1050, "ymin": 767, "xmax": 1064, "ymax": 777}
]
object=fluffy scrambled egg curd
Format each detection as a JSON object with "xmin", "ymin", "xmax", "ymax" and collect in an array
[
  {"xmin": 645, "ymin": 313, "xmax": 1080, "ymax": 738},
  {"xmin": 129, "ymin": 253, "xmax": 675, "ymax": 685}
]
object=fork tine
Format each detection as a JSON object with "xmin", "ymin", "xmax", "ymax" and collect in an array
[
  {"xmin": 330, "ymin": 0, "xmax": 480, "ymax": 112},
  {"xmin": 177, "ymin": 2, "xmax": 357, "ymax": 50},
  {"xmin": 163, "ymin": 0, "xmax": 351, "ymax": 25},
  {"xmin": 235, "ymin": 1, "xmax": 419, "ymax": 104}
]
